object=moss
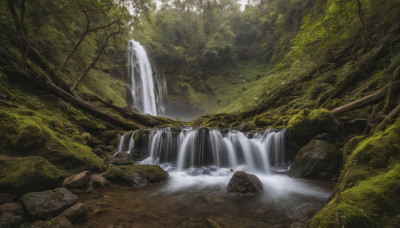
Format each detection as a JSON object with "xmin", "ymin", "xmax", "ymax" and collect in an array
[
  {"xmin": 0, "ymin": 110, "xmax": 18, "ymax": 151},
  {"xmin": 104, "ymin": 164, "xmax": 168, "ymax": 186},
  {"xmin": 0, "ymin": 155, "xmax": 67, "ymax": 194},
  {"xmin": 14, "ymin": 124, "xmax": 46, "ymax": 151},
  {"xmin": 307, "ymin": 118, "xmax": 400, "ymax": 227},
  {"xmin": 287, "ymin": 108, "xmax": 338, "ymax": 138},
  {"xmin": 207, "ymin": 218, "xmax": 222, "ymax": 228}
]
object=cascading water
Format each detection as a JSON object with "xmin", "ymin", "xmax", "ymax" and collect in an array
[
  {"xmin": 127, "ymin": 40, "xmax": 166, "ymax": 116},
  {"xmin": 116, "ymin": 127, "xmax": 287, "ymax": 174}
]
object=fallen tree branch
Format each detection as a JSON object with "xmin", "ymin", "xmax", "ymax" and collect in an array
[
  {"xmin": 374, "ymin": 103, "xmax": 400, "ymax": 132},
  {"xmin": 331, "ymin": 80, "xmax": 400, "ymax": 117}
]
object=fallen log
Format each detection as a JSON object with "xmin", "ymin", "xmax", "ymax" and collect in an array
[{"xmin": 331, "ymin": 81, "xmax": 400, "ymax": 117}]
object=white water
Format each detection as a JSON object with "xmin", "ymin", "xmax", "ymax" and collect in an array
[{"xmin": 127, "ymin": 40, "xmax": 166, "ymax": 116}]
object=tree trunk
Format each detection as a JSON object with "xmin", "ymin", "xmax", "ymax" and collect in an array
[
  {"xmin": 354, "ymin": 0, "xmax": 367, "ymax": 43},
  {"xmin": 331, "ymin": 81, "xmax": 400, "ymax": 117}
]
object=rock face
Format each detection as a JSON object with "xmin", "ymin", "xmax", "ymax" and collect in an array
[
  {"xmin": 20, "ymin": 187, "xmax": 78, "ymax": 220},
  {"xmin": 63, "ymin": 171, "xmax": 91, "ymax": 189},
  {"xmin": 104, "ymin": 164, "xmax": 168, "ymax": 187},
  {"xmin": 227, "ymin": 171, "xmax": 263, "ymax": 194},
  {"xmin": 60, "ymin": 202, "xmax": 88, "ymax": 222},
  {"xmin": 289, "ymin": 139, "xmax": 342, "ymax": 178},
  {"xmin": 108, "ymin": 152, "xmax": 134, "ymax": 165}
]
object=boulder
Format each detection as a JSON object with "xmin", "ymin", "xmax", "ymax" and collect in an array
[
  {"xmin": 0, "ymin": 202, "xmax": 24, "ymax": 215},
  {"xmin": 104, "ymin": 164, "xmax": 168, "ymax": 187},
  {"xmin": 63, "ymin": 171, "xmax": 91, "ymax": 189},
  {"xmin": 289, "ymin": 139, "xmax": 342, "ymax": 178},
  {"xmin": 60, "ymin": 202, "xmax": 88, "ymax": 222},
  {"xmin": 107, "ymin": 152, "xmax": 134, "ymax": 165},
  {"xmin": 227, "ymin": 171, "xmax": 263, "ymax": 194},
  {"xmin": 90, "ymin": 174, "xmax": 111, "ymax": 187},
  {"xmin": 20, "ymin": 187, "xmax": 78, "ymax": 220}
]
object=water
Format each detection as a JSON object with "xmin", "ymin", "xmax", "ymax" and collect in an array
[
  {"xmin": 87, "ymin": 127, "xmax": 333, "ymax": 227},
  {"xmin": 117, "ymin": 127, "xmax": 288, "ymax": 174},
  {"xmin": 127, "ymin": 40, "xmax": 166, "ymax": 116}
]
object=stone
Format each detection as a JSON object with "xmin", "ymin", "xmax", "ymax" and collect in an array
[
  {"xmin": 108, "ymin": 152, "xmax": 134, "ymax": 165},
  {"xmin": 227, "ymin": 171, "xmax": 263, "ymax": 194},
  {"xmin": 0, "ymin": 193, "xmax": 18, "ymax": 204},
  {"xmin": 63, "ymin": 171, "xmax": 91, "ymax": 189},
  {"xmin": 0, "ymin": 202, "xmax": 24, "ymax": 215},
  {"xmin": 0, "ymin": 213, "xmax": 24, "ymax": 228},
  {"xmin": 60, "ymin": 202, "xmax": 88, "ymax": 222},
  {"xmin": 27, "ymin": 216, "xmax": 73, "ymax": 228},
  {"xmin": 289, "ymin": 139, "xmax": 342, "ymax": 178},
  {"xmin": 104, "ymin": 164, "xmax": 168, "ymax": 187},
  {"xmin": 20, "ymin": 187, "xmax": 78, "ymax": 220},
  {"xmin": 90, "ymin": 174, "xmax": 111, "ymax": 187},
  {"xmin": 314, "ymin": 133, "xmax": 331, "ymax": 141}
]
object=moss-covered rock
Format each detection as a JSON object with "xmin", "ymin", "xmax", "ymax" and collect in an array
[
  {"xmin": 307, "ymin": 118, "xmax": 400, "ymax": 227},
  {"xmin": 0, "ymin": 110, "xmax": 18, "ymax": 151},
  {"xmin": 14, "ymin": 124, "xmax": 47, "ymax": 151},
  {"xmin": 0, "ymin": 156, "xmax": 66, "ymax": 194},
  {"xmin": 287, "ymin": 109, "xmax": 339, "ymax": 138},
  {"xmin": 104, "ymin": 164, "xmax": 168, "ymax": 187}
]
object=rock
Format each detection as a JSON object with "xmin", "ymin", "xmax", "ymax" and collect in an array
[
  {"xmin": 314, "ymin": 133, "xmax": 331, "ymax": 141},
  {"xmin": 289, "ymin": 139, "xmax": 342, "ymax": 178},
  {"xmin": 104, "ymin": 164, "xmax": 168, "ymax": 187},
  {"xmin": 227, "ymin": 171, "xmax": 263, "ymax": 194},
  {"xmin": 108, "ymin": 152, "xmax": 134, "ymax": 165},
  {"xmin": 0, "ymin": 193, "xmax": 18, "ymax": 204},
  {"xmin": 290, "ymin": 221, "xmax": 305, "ymax": 228},
  {"xmin": 0, "ymin": 156, "xmax": 65, "ymax": 194},
  {"xmin": 20, "ymin": 187, "xmax": 78, "ymax": 220},
  {"xmin": 60, "ymin": 202, "xmax": 88, "ymax": 222},
  {"xmin": 0, "ymin": 213, "xmax": 24, "ymax": 228},
  {"xmin": 26, "ymin": 216, "xmax": 73, "ymax": 228},
  {"xmin": 0, "ymin": 202, "xmax": 24, "ymax": 215},
  {"xmin": 90, "ymin": 174, "xmax": 111, "ymax": 187},
  {"xmin": 63, "ymin": 171, "xmax": 91, "ymax": 189}
]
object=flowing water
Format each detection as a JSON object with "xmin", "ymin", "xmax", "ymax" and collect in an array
[
  {"xmin": 78, "ymin": 128, "xmax": 333, "ymax": 227},
  {"xmin": 127, "ymin": 40, "xmax": 166, "ymax": 116}
]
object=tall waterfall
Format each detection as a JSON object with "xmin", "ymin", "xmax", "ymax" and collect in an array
[
  {"xmin": 127, "ymin": 40, "xmax": 166, "ymax": 116},
  {"xmin": 116, "ymin": 127, "xmax": 287, "ymax": 174}
]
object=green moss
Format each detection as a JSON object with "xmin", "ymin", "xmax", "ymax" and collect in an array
[
  {"xmin": 307, "ymin": 118, "xmax": 400, "ymax": 227},
  {"xmin": 14, "ymin": 124, "xmax": 46, "ymax": 151},
  {"xmin": 0, "ymin": 110, "xmax": 18, "ymax": 151},
  {"xmin": 104, "ymin": 164, "xmax": 168, "ymax": 186},
  {"xmin": 0, "ymin": 155, "xmax": 67, "ymax": 194},
  {"xmin": 287, "ymin": 108, "xmax": 338, "ymax": 137},
  {"xmin": 207, "ymin": 218, "xmax": 222, "ymax": 228}
]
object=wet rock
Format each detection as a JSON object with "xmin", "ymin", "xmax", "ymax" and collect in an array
[
  {"xmin": 60, "ymin": 202, "xmax": 88, "ymax": 222},
  {"xmin": 20, "ymin": 187, "xmax": 78, "ymax": 220},
  {"xmin": 0, "ymin": 193, "xmax": 18, "ymax": 204},
  {"xmin": 290, "ymin": 221, "xmax": 305, "ymax": 228},
  {"xmin": 0, "ymin": 212, "xmax": 25, "ymax": 228},
  {"xmin": 289, "ymin": 139, "xmax": 342, "ymax": 179},
  {"xmin": 104, "ymin": 164, "xmax": 168, "ymax": 187},
  {"xmin": 108, "ymin": 152, "xmax": 134, "ymax": 165},
  {"xmin": 0, "ymin": 201, "xmax": 24, "ymax": 215},
  {"xmin": 227, "ymin": 171, "xmax": 263, "ymax": 194},
  {"xmin": 90, "ymin": 174, "xmax": 111, "ymax": 187},
  {"xmin": 63, "ymin": 171, "xmax": 91, "ymax": 189},
  {"xmin": 26, "ymin": 216, "xmax": 73, "ymax": 228},
  {"xmin": 314, "ymin": 133, "xmax": 331, "ymax": 142}
]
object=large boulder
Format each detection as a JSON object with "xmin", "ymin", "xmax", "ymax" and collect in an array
[
  {"xmin": 289, "ymin": 139, "xmax": 342, "ymax": 178},
  {"xmin": 0, "ymin": 156, "xmax": 66, "ymax": 194},
  {"xmin": 63, "ymin": 171, "xmax": 91, "ymax": 189},
  {"xmin": 104, "ymin": 164, "xmax": 168, "ymax": 187},
  {"xmin": 227, "ymin": 171, "xmax": 263, "ymax": 194},
  {"xmin": 20, "ymin": 187, "xmax": 78, "ymax": 220}
]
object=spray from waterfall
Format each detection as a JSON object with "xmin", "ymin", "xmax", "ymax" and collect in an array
[{"xmin": 127, "ymin": 40, "xmax": 166, "ymax": 116}]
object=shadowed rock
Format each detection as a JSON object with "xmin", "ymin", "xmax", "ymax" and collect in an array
[{"xmin": 227, "ymin": 171, "xmax": 263, "ymax": 194}]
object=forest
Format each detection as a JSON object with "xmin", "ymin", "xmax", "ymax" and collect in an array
[{"xmin": 1, "ymin": 0, "xmax": 400, "ymax": 227}]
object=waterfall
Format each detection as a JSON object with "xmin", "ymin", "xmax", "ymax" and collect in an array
[
  {"xmin": 127, "ymin": 40, "xmax": 166, "ymax": 116},
  {"xmin": 116, "ymin": 127, "xmax": 287, "ymax": 174}
]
